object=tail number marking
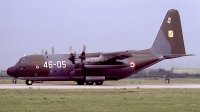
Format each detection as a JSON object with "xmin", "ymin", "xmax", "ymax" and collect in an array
[
  {"xmin": 43, "ymin": 61, "xmax": 66, "ymax": 68},
  {"xmin": 168, "ymin": 30, "xmax": 174, "ymax": 38}
]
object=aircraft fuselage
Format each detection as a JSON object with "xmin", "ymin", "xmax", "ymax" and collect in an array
[{"xmin": 7, "ymin": 50, "xmax": 160, "ymax": 83}]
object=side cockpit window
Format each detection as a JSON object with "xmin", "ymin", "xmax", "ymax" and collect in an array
[{"xmin": 20, "ymin": 57, "xmax": 30, "ymax": 63}]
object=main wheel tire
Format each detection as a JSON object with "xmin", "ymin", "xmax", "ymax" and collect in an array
[
  {"xmin": 77, "ymin": 80, "xmax": 85, "ymax": 85},
  {"xmin": 95, "ymin": 81, "xmax": 103, "ymax": 85},
  {"xmin": 26, "ymin": 80, "xmax": 33, "ymax": 85},
  {"xmin": 86, "ymin": 81, "xmax": 94, "ymax": 85}
]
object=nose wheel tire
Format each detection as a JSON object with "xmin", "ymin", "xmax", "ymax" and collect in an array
[
  {"xmin": 26, "ymin": 80, "xmax": 33, "ymax": 85},
  {"xmin": 86, "ymin": 82, "xmax": 94, "ymax": 85},
  {"xmin": 12, "ymin": 78, "xmax": 17, "ymax": 84},
  {"xmin": 95, "ymin": 81, "xmax": 103, "ymax": 85}
]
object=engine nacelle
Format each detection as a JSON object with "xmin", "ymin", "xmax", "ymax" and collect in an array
[{"xmin": 85, "ymin": 55, "xmax": 109, "ymax": 63}]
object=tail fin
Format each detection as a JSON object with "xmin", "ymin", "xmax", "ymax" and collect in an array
[{"xmin": 151, "ymin": 9, "xmax": 186, "ymax": 55}]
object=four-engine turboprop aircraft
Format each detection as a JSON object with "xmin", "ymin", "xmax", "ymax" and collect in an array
[{"xmin": 7, "ymin": 9, "xmax": 192, "ymax": 85}]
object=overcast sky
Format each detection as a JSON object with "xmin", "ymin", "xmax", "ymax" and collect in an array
[{"xmin": 0, "ymin": 0, "xmax": 200, "ymax": 70}]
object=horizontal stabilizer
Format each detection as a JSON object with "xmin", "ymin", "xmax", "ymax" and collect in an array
[{"xmin": 162, "ymin": 54, "xmax": 194, "ymax": 59}]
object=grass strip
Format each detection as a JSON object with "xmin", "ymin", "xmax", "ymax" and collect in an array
[{"xmin": 0, "ymin": 89, "xmax": 200, "ymax": 112}]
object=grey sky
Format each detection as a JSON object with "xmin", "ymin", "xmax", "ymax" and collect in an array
[{"xmin": 0, "ymin": 0, "xmax": 200, "ymax": 70}]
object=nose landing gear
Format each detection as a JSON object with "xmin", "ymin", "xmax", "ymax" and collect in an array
[{"xmin": 12, "ymin": 78, "xmax": 17, "ymax": 84}]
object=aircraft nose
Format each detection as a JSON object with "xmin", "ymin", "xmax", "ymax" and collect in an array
[{"xmin": 7, "ymin": 66, "xmax": 18, "ymax": 78}]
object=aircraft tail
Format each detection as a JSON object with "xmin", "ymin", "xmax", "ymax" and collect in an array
[{"xmin": 150, "ymin": 9, "xmax": 186, "ymax": 56}]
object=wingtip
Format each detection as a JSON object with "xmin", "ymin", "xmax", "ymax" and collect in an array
[{"xmin": 188, "ymin": 54, "xmax": 195, "ymax": 56}]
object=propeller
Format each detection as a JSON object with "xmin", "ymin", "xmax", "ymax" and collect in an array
[
  {"xmin": 68, "ymin": 45, "xmax": 86, "ymax": 64},
  {"xmin": 79, "ymin": 44, "xmax": 86, "ymax": 63},
  {"xmin": 68, "ymin": 46, "xmax": 76, "ymax": 64}
]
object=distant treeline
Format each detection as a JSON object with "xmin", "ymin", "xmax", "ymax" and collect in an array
[
  {"xmin": 0, "ymin": 73, "xmax": 9, "ymax": 77},
  {"xmin": 129, "ymin": 68, "xmax": 200, "ymax": 78},
  {"xmin": 130, "ymin": 73, "xmax": 200, "ymax": 78}
]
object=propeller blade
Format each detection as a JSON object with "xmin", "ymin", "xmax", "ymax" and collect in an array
[
  {"xmin": 45, "ymin": 50, "xmax": 48, "ymax": 54},
  {"xmin": 74, "ymin": 50, "xmax": 76, "ymax": 57},
  {"xmin": 52, "ymin": 47, "xmax": 55, "ymax": 54},
  {"xmin": 41, "ymin": 49, "xmax": 44, "ymax": 54},
  {"xmin": 82, "ymin": 44, "xmax": 86, "ymax": 53},
  {"xmin": 68, "ymin": 46, "xmax": 76, "ymax": 64},
  {"xmin": 79, "ymin": 44, "xmax": 86, "ymax": 62},
  {"xmin": 69, "ymin": 46, "xmax": 72, "ymax": 54}
]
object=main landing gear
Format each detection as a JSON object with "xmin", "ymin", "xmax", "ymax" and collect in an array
[
  {"xmin": 95, "ymin": 81, "xmax": 103, "ymax": 85},
  {"xmin": 86, "ymin": 81, "xmax": 94, "ymax": 85},
  {"xmin": 26, "ymin": 80, "xmax": 34, "ymax": 85},
  {"xmin": 165, "ymin": 74, "xmax": 170, "ymax": 84},
  {"xmin": 165, "ymin": 78, "xmax": 170, "ymax": 84},
  {"xmin": 76, "ymin": 80, "xmax": 85, "ymax": 85},
  {"xmin": 76, "ymin": 81, "xmax": 104, "ymax": 85}
]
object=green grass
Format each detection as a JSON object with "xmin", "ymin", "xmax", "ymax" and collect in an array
[
  {"xmin": 1, "ymin": 77, "xmax": 200, "ymax": 111},
  {"xmin": 0, "ymin": 89, "xmax": 200, "ymax": 112}
]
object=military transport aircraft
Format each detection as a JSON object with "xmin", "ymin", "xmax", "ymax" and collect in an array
[{"xmin": 7, "ymin": 9, "xmax": 192, "ymax": 85}]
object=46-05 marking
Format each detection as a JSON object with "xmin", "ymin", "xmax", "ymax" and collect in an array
[{"xmin": 43, "ymin": 61, "xmax": 66, "ymax": 68}]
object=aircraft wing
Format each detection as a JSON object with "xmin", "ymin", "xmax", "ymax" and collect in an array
[
  {"xmin": 102, "ymin": 50, "xmax": 135, "ymax": 60},
  {"xmin": 86, "ymin": 50, "xmax": 136, "ymax": 64},
  {"xmin": 84, "ymin": 50, "xmax": 135, "ymax": 69}
]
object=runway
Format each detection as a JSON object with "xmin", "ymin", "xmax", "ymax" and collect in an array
[{"xmin": 1, "ymin": 84, "xmax": 200, "ymax": 89}]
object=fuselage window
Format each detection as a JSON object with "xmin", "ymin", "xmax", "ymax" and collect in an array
[{"xmin": 20, "ymin": 59, "xmax": 24, "ymax": 63}]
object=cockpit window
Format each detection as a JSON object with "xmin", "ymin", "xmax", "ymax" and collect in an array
[{"xmin": 20, "ymin": 57, "xmax": 30, "ymax": 63}]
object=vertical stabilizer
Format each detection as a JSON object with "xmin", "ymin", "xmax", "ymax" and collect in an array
[{"xmin": 151, "ymin": 9, "xmax": 186, "ymax": 55}]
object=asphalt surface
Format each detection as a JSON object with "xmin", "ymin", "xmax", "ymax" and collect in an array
[{"xmin": 1, "ymin": 84, "xmax": 200, "ymax": 89}]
